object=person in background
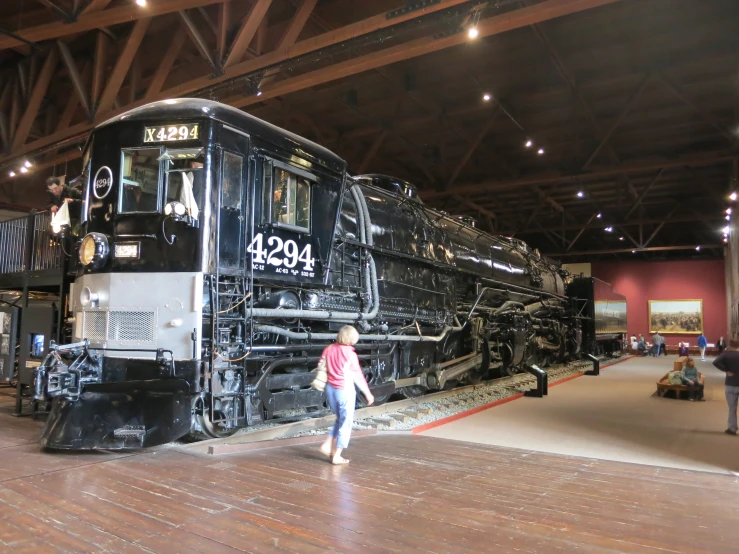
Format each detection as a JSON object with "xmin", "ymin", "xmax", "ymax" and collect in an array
[
  {"xmin": 652, "ymin": 332, "xmax": 665, "ymax": 356},
  {"xmin": 318, "ymin": 326, "xmax": 374, "ymax": 465},
  {"xmin": 46, "ymin": 176, "xmax": 81, "ymax": 215},
  {"xmin": 713, "ymin": 339, "xmax": 739, "ymax": 435},
  {"xmin": 682, "ymin": 357, "xmax": 704, "ymax": 401},
  {"xmin": 678, "ymin": 342, "xmax": 689, "ymax": 357},
  {"xmin": 717, "ymin": 336, "xmax": 727, "ymax": 355},
  {"xmin": 697, "ymin": 333, "xmax": 708, "ymax": 361},
  {"xmin": 637, "ymin": 335, "xmax": 648, "ymax": 356}
]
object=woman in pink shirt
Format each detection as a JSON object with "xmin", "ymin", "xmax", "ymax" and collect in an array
[{"xmin": 319, "ymin": 326, "xmax": 374, "ymax": 465}]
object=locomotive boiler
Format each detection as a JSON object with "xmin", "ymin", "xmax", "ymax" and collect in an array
[{"xmin": 35, "ymin": 99, "xmax": 580, "ymax": 449}]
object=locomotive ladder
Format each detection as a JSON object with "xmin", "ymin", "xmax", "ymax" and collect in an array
[{"xmin": 208, "ymin": 273, "xmax": 250, "ymax": 427}]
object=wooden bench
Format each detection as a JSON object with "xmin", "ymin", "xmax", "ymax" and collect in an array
[{"xmin": 656, "ymin": 372, "xmax": 689, "ymax": 399}]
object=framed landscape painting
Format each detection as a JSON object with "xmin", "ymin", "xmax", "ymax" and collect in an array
[{"xmin": 648, "ymin": 300, "xmax": 703, "ymax": 334}]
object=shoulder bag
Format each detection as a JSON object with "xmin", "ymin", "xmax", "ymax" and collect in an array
[{"xmin": 311, "ymin": 357, "xmax": 328, "ymax": 391}]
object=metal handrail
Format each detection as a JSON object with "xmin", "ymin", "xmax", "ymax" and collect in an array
[{"xmin": 0, "ymin": 211, "xmax": 63, "ymax": 275}]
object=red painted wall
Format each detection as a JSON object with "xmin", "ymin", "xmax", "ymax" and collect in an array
[{"xmin": 591, "ymin": 260, "xmax": 727, "ymax": 347}]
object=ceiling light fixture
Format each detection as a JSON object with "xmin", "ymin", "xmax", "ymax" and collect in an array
[
  {"xmin": 731, "ymin": 192, "xmax": 738, "ymax": 201},
  {"xmin": 525, "ymin": 139, "xmax": 532, "ymax": 148},
  {"xmin": 135, "ymin": 0, "xmax": 147, "ymax": 6},
  {"xmin": 605, "ymin": 226, "xmax": 613, "ymax": 232},
  {"xmin": 723, "ymin": 225, "xmax": 731, "ymax": 234},
  {"xmin": 19, "ymin": 166, "xmax": 28, "ymax": 174},
  {"xmin": 482, "ymin": 93, "xmax": 491, "ymax": 101},
  {"xmin": 725, "ymin": 238, "xmax": 729, "ymax": 243},
  {"xmin": 467, "ymin": 27, "xmax": 479, "ymax": 39},
  {"xmin": 537, "ymin": 148, "xmax": 544, "ymax": 155},
  {"xmin": 8, "ymin": 170, "xmax": 15, "ymax": 177},
  {"xmin": 23, "ymin": 160, "xmax": 31, "ymax": 168},
  {"xmin": 632, "ymin": 250, "xmax": 636, "ymax": 254},
  {"xmin": 619, "ymin": 236, "xmax": 624, "ymax": 241},
  {"xmin": 727, "ymin": 215, "xmax": 731, "ymax": 221},
  {"xmin": 576, "ymin": 191, "xmax": 584, "ymax": 198},
  {"xmin": 696, "ymin": 246, "xmax": 701, "ymax": 251},
  {"xmin": 727, "ymin": 208, "xmax": 733, "ymax": 215},
  {"xmin": 596, "ymin": 213, "xmax": 602, "ymax": 218}
]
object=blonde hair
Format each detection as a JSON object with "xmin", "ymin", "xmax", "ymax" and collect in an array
[
  {"xmin": 336, "ymin": 325, "xmax": 359, "ymax": 345},
  {"xmin": 685, "ymin": 357, "xmax": 695, "ymax": 368}
]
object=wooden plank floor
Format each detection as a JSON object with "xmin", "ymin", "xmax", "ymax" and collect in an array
[{"xmin": 0, "ymin": 397, "xmax": 738, "ymax": 552}]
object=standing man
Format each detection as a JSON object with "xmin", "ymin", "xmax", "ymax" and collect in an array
[
  {"xmin": 717, "ymin": 336, "xmax": 727, "ymax": 354},
  {"xmin": 697, "ymin": 333, "xmax": 708, "ymax": 361},
  {"xmin": 46, "ymin": 176, "xmax": 81, "ymax": 215},
  {"xmin": 713, "ymin": 339, "xmax": 739, "ymax": 435},
  {"xmin": 652, "ymin": 331, "xmax": 665, "ymax": 357}
]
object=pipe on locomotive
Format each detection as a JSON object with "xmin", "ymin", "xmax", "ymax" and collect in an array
[{"xmin": 254, "ymin": 324, "xmax": 462, "ymax": 343}]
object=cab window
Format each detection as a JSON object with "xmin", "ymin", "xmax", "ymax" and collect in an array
[
  {"xmin": 120, "ymin": 148, "xmax": 161, "ymax": 213},
  {"xmin": 162, "ymin": 148, "xmax": 205, "ymax": 214},
  {"xmin": 262, "ymin": 159, "xmax": 312, "ymax": 232}
]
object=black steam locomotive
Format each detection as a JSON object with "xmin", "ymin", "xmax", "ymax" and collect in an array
[{"xmin": 33, "ymin": 99, "xmax": 586, "ymax": 450}]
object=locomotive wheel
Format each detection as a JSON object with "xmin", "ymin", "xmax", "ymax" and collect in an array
[
  {"xmin": 358, "ymin": 388, "xmax": 391, "ymax": 407},
  {"xmin": 399, "ymin": 385, "xmax": 428, "ymax": 398},
  {"xmin": 191, "ymin": 394, "xmax": 239, "ymax": 440}
]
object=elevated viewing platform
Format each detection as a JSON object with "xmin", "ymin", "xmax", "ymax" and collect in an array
[{"xmin": 0, "ymin": 211, "xmax": 66, "ymax": 289}]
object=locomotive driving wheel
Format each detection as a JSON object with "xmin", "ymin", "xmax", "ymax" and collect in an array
[{"xmin": 191, "ymin": 393, "xmax": 240, "ymax": 439}]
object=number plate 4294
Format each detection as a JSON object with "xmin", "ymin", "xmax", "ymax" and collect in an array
[
  {"xmin": 144, "ymin": 123, "xmax": 199, "ymax": 143},
  {"xmin": 248, "ymin": 232, "xmax": 316, "ymax": 277}
]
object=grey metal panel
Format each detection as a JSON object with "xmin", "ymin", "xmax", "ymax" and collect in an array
[{"xmin": 71, "ymin": 272, "xmax": 203, "ymax": 359}]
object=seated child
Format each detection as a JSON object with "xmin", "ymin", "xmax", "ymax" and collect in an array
[
  {"xmin": 681, "ymin": 357, "xmax": 704, "ymax": 401},
  {"xmin": 678, "ymin": 342, "xmax": 689, "ymax": 357}
]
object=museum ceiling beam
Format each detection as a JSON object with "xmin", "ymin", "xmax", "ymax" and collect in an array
[
  {"xmin": 657, "ymin": 72, "xmax": 736, "ymax": 144},
  {"xmin": 641, "ymin": 206, "xmax": 679, "ymax": 249},
  {"xmin": 0, "ymin": 0, "xmax": 224, "ymax": 51},
  {"xmin": 580, "ymin": 72, "xmax": 651, "ymax": 171},
  {"xmin": 515, "ymin": 214, "xmax": 718, "ymax": 234},
  {"xmin": 278, "ymin": 0, "xmax": 317, "ymax": 50},
  {"xmin": 547, "ymin": 244, "xmax": 722, "ymax": 257},
  {"xmin": 260, "ymin": 0, "xmax": 317, "ymax": 87},
  {"xmin": 96, "ymin": 18, "xmax": 150, "ymax": 115},
  {"xmin": 222, "ymin": 0, "xmax": 273, "ymax": 69},
  {"xmin": 80, "ymin": 0, "xmax": 114, "ymax": 16},
  {"xmin": 11, "ymin": 48, "xmax": 57, "ymax": 150},
  {"xmin": 622, "ymin": 168, "xmax": 665, "ymax": 221},
  {"xmin": 217, "ymin": 1, "xmax": 230, "ymax": 63},
  {"xmin": 34, "ymin": 0, "xmax": 75, "ymax": 23},
  {"xmin": 56, "ymin": 60, "xmax": 90, "ymax": 132},
  {"xmin": 357, "ymin": 129, "xmax": 389, "ymax": 175},
  {"xmin": 56, "ymin": 40, "xmax": 92, "ymax": 120},
  {"xmin": 528, "ymin": 18, "xmax": 620, "ymax": 166},
  {"xmin": 446, "ymin": 111, "xmax": 499, "ymax": 189},
  {"xmin": 422, "ymin": 151, "xmax": 734, "ymax": 199},
  {"xmin": 565, "ymin": 212, "xmax": 598, "ymax": 251},
  {"xmin": 144, "ymin": 32, "xmax": 186, "ymax": 101},
  {"xmin": 179, "ymin": 10, "xmax": 222, "ymax": 75},
  {"xmin": 0, "ymin": 0, "xmax": 619, "ymax": 167}
]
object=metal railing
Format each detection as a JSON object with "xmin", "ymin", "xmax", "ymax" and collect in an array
[{"xmin": 0, "ymin": 211, "xmax": 63, "ymax": 275}]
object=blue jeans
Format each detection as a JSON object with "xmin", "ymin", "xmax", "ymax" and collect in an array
[
  {"xmin": 726, "ymin": 386, "xmax": 739, "ymax": 433},
  {"xmin": 326, "ymin": 383, "xmax": 356, "ymax": 449}
]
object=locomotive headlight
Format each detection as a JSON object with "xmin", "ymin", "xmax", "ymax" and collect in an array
[
  {"xmin": 79, "ymin": 233, "xmax": 110, "ymax": 270},
  {"xmin": 164, "ymin": 201, "xmax": 186, "ymax": 217}
]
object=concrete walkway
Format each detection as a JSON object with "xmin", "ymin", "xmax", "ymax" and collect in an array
[{"xmin": 422, "ymin": 356, "xmax": 739, "ymax": 474}]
